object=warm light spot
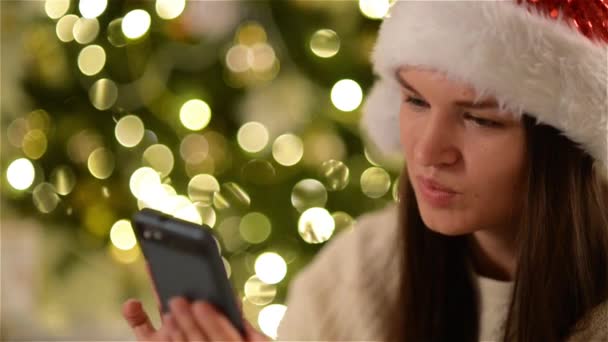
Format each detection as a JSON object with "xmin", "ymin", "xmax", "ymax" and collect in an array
[
  {"xmin": 87, "ymin": 147, "xmax": 115, "ymax": 179},
  {"xmin": 33, "ymin": 183, "xmax": 60, "ymax": 213},
  {"xmin": 298, "ymin": 207, "xmax": 335, "ymax": 244},
  {"xmin": 358, "ymin": 0, "xmax": 390, "ymax": 19},
  {"xmin": 272, "ymin": 134, "xmax": 303, "ymax": 166},
  {"xmin": 45, "ymin": 0, "xmax": 70, "ymax": 19},
  {"xmin": 77, "ymin": 45, "xmax": 106, "ymax": 76},
  {"xmin": 73, "ymin": 17, "xmax": 99, "ymax": 44},
  {"xmin": 56, "ymin": 14, "xmax": 79, "ymax": 42},
  {"xmin": 115, "ymin": 115, "xmax": 145, "ymax": 148},
  {"xmin": 110, "ymin": 219, "xmax": 137, "ymax": 250},
  {"xmin": 239, "ymin": 212, "xmax": 271, "ymax": 244},
  {"xmin": 257, "ymin": 304, "xmax": 287, "ymax": 339},
  {"xmin": 89, "ymin": 78, "xmax": 118, "ymax": 110},
  {"xmin": 129, "ymin": 167, "xmax": 162, "ymax": 200},
  {"xmin": 360, "ymin": 167, "xmax": 391, "ymax": 198},
  {"xmin": 155, "ymin": 0, "xmax": 185, "ymax": 20},
  {"xmin": 7, "ymin": 158, "xmax": 35, "ymax": 191},
  {"xmin": 255, "ymin": 252, "xmax": 287, "ymax": 285},
  {"xmin": 331, "ymin": 79, "xmax": 363, "ymax": 112},
  {"xmin": 291, "ymin": 179, "xmax": 327, "ymax": 212},
  {"xmin": 244, "ymin": 275, "xmax": 276, "ymax": 306},
  {"xmin": 180, "ymin": 99, "xmax": 212, "ymax": 131},
  {"xmin": 122, "ymin": 9, "xmax": 151, "ymax": 39},
  {"xmin": 22, "ymin": 129, "xmax": 48, "ymax": 160},
  {"xmin": 309, "ymin": 29, "xmax": 340, "ymax": 58},
  {"xmin": 237, "ymin": 122, "xmax": 269, "ymax": 153},
  {"xmin": 143, "ymin": 144, "xmax": 174, "ymax": 177},
  {"xmin": 79, "ymin": 0, "xmax": 107, "ymax": 18}
]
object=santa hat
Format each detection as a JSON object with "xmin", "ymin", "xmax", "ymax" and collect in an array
[{"xmin": 360, "ymin": 0, "xmax": 608, "ymax": 174}]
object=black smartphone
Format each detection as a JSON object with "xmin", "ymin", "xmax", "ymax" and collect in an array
[{"xmin": 131, "ymin": 208, "xmax": 245, "ymax": 337}]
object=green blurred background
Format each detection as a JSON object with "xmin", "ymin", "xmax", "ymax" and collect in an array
[{"xmin": 1, "ymin": 0, "xmax": 403, "ymax": 339}]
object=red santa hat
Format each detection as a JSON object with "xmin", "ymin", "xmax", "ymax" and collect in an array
[{"xmin": 360, "ymin": 0, "xmax": 608, "ymax": 174}]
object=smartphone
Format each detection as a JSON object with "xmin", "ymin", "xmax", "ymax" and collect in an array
[{"xmin": 131, "ymin": 208, "xmax": 245, "ymax": 337}]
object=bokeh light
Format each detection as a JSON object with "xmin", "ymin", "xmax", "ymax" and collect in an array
[
  {"xmin": 319, "ymin": 159, "xmax": 349, "ymax": 191},
  {"xmin": 50, "ymin": 166, "xmax": 76, "ymax": 195},
  {"xmin": 188, "ymin": 174, "xmax": 220, "ymax": 206},
  {"xmin": 244, "ymin": 275, "xmax": 276, "ymax": 306},
  {"xmin": 255, "ymin": 252, "xmax": 287, "ymax": 284},
  {"xmin": 45, "ymin": 0, "xmax": 70, "ymax": 19},
  {"xmin": 77, "ymin": 45, "xmax": 106, "ymax": 76},
  {"xmin": 360, "ymin": 167, "xmax": 391, "ymax": 198},
  {"xmin": 142, "ymin": 144, "xmax": 174, "ymax": 177},
  {"xmin": 73, "ymin": 18, "xmax": 99, "ymax": 44},
  {"xmin": 7, "ymin": 158, "xmax": 35, "ymax": 190},
  {"xmin": 156, "ymin": 0, "xmax": 186, "ymax": 20},
  {"xmin": 239, "ymin": 212, "xmax": 271, "ymax": 244},
  {"xmin": 298, "ymin": 207, "xmax": 335, "ymax": 244},
  {"xmin": 249, "ymin": 43, "xmax": 276, "ymax": 72},
  {"xmin": 272, "ymin": 134, "xmax": 303, "ymax": 166},
  {"xmin": 291, "ymin": 179, "xmax": 327, "ymax": 212},
  {"xmin": 331, "ymin": 79, "xmax": 363, "ymax": 112},
  {"xmin": 79, "ymin": 0, "xmax": 107, "ymax": 18},
  {"xmin": 332, "ymin": 211, "xmax": 355, "ymax": 233},
  {"xmin": 87, "ymin": 147, "xmax": 115, "ymax": 179},
  {"xmin": 359, "ymin": 0, "xmax": 390, "ymax": 19},
  {"xmin": 257, "ymin": 304, "xmax": 287, "ymax": 340},
  {"xmin": 310, "ymin": 29, "xmax": 340, "ymax": 58},
  {"xmin": 129, "ymin": 167, "xmax": 161, "ymax": 200},
  {"xmin": 56, "ymin": 14, "xmax": 79, "ymax": 42},
  {"xmin": 180, "ymin": 99, "xmax": 212, "ymax": 131},
  {"xmin": 122, "ymin": 9, "xmax": 151, "ymax": 40},
  {"xmin": 225, "ymin": 44, "xmax": 250, "ymax": 73},
  {"xmin": 180, "ymin": 134, "xmax": 209, "ymax": 164},
  {"xmin": 89, "ymin": 78, "xmax": 118, "ymax": 110},
  {"xmin": 109, "ymin": 243, "xmax": 141, "ymax": 264},
  {"xmin": 115, "ymin": 115, "xmax": 145, "ymax": 148},
  {"xmin": 110, "ymin": 220, "xmax": 137, "ymax": 251},
  {"xmin": 237, "ymin": 122, "xmax": 269, "ymax": 153},
  {"xmin": 33, "ymin": 183, "xmax": 60, "ymax": 213},
  {"xmin": 214, "ymin": 182, "xmax": 251, "ymax": 210},
  {"xmin": 22, "ymin": 130, "xmax": 48, "ymax": 160},
  {"xmin": 237, "ymin": 22, "xmax": 267, "ymax": 45},
  {"xmin": 107, "ymin": 18, "xmax": 127, "ymax": 47}
]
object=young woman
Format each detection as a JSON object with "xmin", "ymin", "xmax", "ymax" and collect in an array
[{"xmin": 123, "ymin": 1, "xmax": 608, "ymax": 341}]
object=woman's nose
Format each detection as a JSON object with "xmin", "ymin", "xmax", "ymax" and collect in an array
[{"xmin": 413, "ymin": 114, "xmax": 459, "ymax": 167}]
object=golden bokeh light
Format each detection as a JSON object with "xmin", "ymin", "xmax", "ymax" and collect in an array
[
  {"xmin": 155, "ymin": 0, "xmax": 186, "ymax": 20},
  {"xmin": 79, "ymin": 0, "xmax": 107, "ymax": 18},
  {"xmin": 225, "ymin": 44, "xmax": 250, "ymax": 73},
  {"xmin": 250, "ymin": 43, "xmax": 276, "ymax": 72},
  {"xmin": 188, "ymin": 174, "xmax": 220, "ymax": 206},
  {"xmin": 50, "ymin": 165, "xmax": 76, "ymax": 195},
  {"xmin": 331, "ymin": 79, "xmax": 363, "ymax": 112},
  {"xmin": 143, "ymin": 144, "xmax": 174, "ymax": 177},
  {"xmin": 239, "ymin": 212, "xmax": 271, "ymax": 244},
  {"xmin": 298, "ymin": 207, "xmax": 335, "ymax": 244},
  {"xmin": 217, "ymin": 217, "xmax": 246, "ymax": 253},
  {"xmin": 172, "ymin": 199, "xmax": 203, "ymax": 225},
  {"xmin": 129, "ymin": 167, "xmax": 161, "ymax": 200},
  {"xmin": 302, "ymin": 130, "xmax": 346, "ymax": 167},
  {"xmin": 77, "ymin": 45, "xmax": 106, "ymax": 76},
  {"xmin": 332, "ymin": 211, "xmax": 355, "ymax": 233},
  {"xmin": 359, "ymin": 0, "xmax": 390, "ymax": 19},
  {"xmin": 6, "ymin": 158, "xmax": 35, "ymax": 191},
  {"xmin": 27, "ymin": 109, "xmax": 51, "ymax": 132},
  {"xmin": 360, "ymin": 167, "xmax": 391, "ymax": 198},
  {"xmin": 122, "ymin": 9, "xmax": 151, "ymax": 39},
  {"xmin": 310, "ymin": 29, "xmax": 340, "ymax": 58},
  {"xmin": 180, "ymin": 133, "xmax": 209, "ymax": 164},
  {"xmin": 257, "ymin": 304, "xmax": 287, "ymax": 340},
  {"xmin": 319, "ymin": 159, "xmax": 350, "ymax": 191},
  {"xmin": 393, "ymin": 177, "xmax": 400, "ymax": 202},
  {"xmin": 180, "ymin": 99, "xmax": 212, "ymax": 131},
  {"xmin": 89, "ymin": 78, "xmax": 118, "ymax": 110},
  {"xmin": 109, "ymin": 243, "xmax": 141, "ymax": 264},
  {"xmin": 56, "ymin": 14, "xmax": 79, "ymax": 42},
  {"xmin": 244, "ymin": 275, "xmax": 276, "ymax": 306},
  {"xmin": 7, "ymin": 118, "xmax": 28, "ymax": 148},
  {"xmin": 237, "ymin": 22, "xmax": 267, "ymax": 46},
  {"xmin": 237, "ymin": 122, "xmax": 269, "ymax": 153},
  {"xmin": 110, "ymin": 219, "xmax": 137, "ymax": 250},
  {"xmin": 33, "ymin": 183, "xmax": 60, "ymax": 213},
  {"xmin": 115, "ymin": 115, "xmax": 145, "ymax": 148},
  {"xmin": 22, "ymin": 129, "xmax": 48, "ymax": 160},
  {"xmin": 107, "ymin": 18, "xmax": 127, "ymax": 47},
  {"xmin": 87, "ymin": 147, "xmax": 115, "ymax": 179},
  {"xmin": 272, "ymin": 134, "xmax": 303, "ymax": 167},
  {"xmin": 213, "ymin": 182, "xmax": 251, "ymax": 210},
  {"xmin": 255, "ymin": 252, "xmax": 287, "ymax": 285},
  {"xmin": 291, "ymin": 179, "xmax": 327, "ymax": 212},
  {"xmin": 45, "ymin": 0, "xmax": 70, "ymax": 19},
  {"xmin": 73, "ymin": 17, "xmax": 99, "ymax": 44}
]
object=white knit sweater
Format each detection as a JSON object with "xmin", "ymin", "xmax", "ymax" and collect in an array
[{"xmin": 276, "ymin": 203, "xmax": 608, "ymax": 341}]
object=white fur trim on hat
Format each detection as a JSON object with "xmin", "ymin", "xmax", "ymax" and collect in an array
[{"xmin": 360, "ymin": 0, "xmax": 608, "ymax": 172}]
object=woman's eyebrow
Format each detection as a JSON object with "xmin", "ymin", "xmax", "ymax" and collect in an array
[{"xmin": 394, "ymin": 72, "xmax": 499, "ymax": 110}]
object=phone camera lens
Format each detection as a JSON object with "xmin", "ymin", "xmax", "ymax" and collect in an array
[
  {"xmin": 153, "ymin": 231, "xmax": 163, "ymax": 240},
  {"xmin": 143, "ymin": 230, "xmax": 151, "ymax": 239}
]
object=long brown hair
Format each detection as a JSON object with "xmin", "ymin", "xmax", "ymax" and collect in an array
[{"xmin": 390, "ymin": 114, "xmax": 608, "ymax": 341}]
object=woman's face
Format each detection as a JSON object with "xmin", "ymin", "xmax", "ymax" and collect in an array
[{"xmin": 399, "ymin": 67, "xmax": 527, "ymax": 236}]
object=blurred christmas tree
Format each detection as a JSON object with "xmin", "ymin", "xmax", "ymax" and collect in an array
[{"xmin": 1, "ymin": 0, "xmax": 402, "ymax": 338}]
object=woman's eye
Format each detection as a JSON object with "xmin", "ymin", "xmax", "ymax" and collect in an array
[
  {"xmin": 463, "ymin": 113, "xmax": 502, "ymax": 128},
  {"xmin": 404, "ymin": 96, "xmax": 428, "ymax": 108}
]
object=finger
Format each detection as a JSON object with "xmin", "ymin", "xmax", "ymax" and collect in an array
[
  {"xmin": 169, "ymin": 297, "xmax": 206, "ymax": 341},
  {"xmin": 192, "ymin": 301, "xmax": 242, "ymax": 341},
  {"xmin": 157, "ymin": 313, "xmax": 178, "ymax": 342},
  {"xmin": 122, "ymin": 299, "xmax": 157, "ymax": 341}
]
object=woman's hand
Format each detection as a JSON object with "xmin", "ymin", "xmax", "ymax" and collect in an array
[{"xmin": 122, "ymin": 297, "xmax": 270, "ymax": 341}]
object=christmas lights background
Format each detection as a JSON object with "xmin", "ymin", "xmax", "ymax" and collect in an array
[{"xmin": 1, "ymin": 0, "xmax": 403, "ymax": 339}]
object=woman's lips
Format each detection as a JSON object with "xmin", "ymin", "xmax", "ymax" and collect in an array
[{"xmin": 417, "ymin": 177, "xmax": 460, "ymax": 207}]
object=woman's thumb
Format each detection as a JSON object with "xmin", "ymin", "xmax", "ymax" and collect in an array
[{"xmin": 122, "ymin": 298, "xmax": 157, "ymax": 340}]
